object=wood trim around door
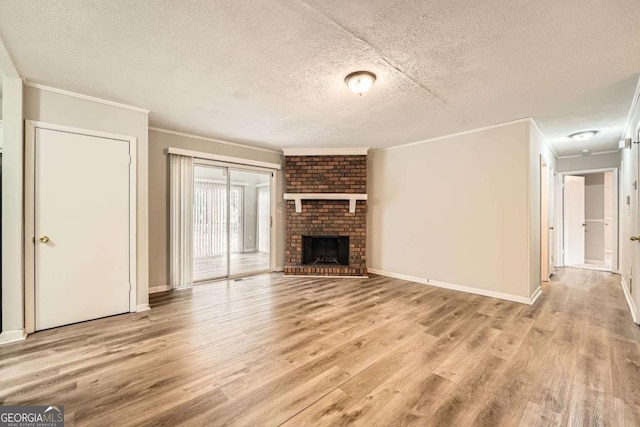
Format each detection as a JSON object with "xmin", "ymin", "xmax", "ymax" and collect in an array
[
  {"xmin": 556, "ymin": 167, "xmax": 620, "ymax": 273},
  {"xmin": 24, "ymin": 120, "xmax": 138, "ymax": 334}
]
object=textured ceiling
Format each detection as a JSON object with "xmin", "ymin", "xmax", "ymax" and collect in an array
[{"xmin": 0, "ymin": 0, "xmax": 638, "ymax": 155}]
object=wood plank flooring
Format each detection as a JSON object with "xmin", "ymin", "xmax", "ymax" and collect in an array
[{"xmin": 2, "ymin": 268, "xmax": 640, "ymax": 425}]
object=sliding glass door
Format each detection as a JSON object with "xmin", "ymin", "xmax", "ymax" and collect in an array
[{"xmin": 192, "ymin": 162, "xmax": 272, "ymax": 282}]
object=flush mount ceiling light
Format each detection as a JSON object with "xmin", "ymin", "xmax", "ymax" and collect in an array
[
  {"xmin": 345, "ymin": 71, "xmax": 376, "ymax": 95},
  {"xmin": 569, "ymin": 130, "xmax": 598, "ymax": 141}
]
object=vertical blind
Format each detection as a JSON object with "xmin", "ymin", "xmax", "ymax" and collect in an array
[
  {"xmin": 169, "ymin": 154, "xmax": 194, "ymax": 288},
  {"xmin": 229, "ymin": 185, "xmax": 244, "ymax": 254},
  {"xmin": 193, "ymin": 179, "xmax": 244, "ymax": 260}
]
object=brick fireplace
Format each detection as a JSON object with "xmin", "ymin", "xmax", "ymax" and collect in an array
[{"xmin": 283, "ymin": 149, "xmax": 368, "ymax": 276}]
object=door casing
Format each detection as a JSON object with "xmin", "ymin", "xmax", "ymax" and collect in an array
[
  {"xmin": 629, "ymin": 129, "xmax": 640, "ymax": 322},
  {"xmin": 557, "ymin": 167, "xmax": 620, "ymax": 273},
  {"xmin": 24, "ymin": 121, "xmax": 138, "ymax": 334},
  {"xmin": 540, "ymin": 156, "xmax": 550, "ymax": 281}
]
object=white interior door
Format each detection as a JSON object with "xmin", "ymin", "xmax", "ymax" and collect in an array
[
  {"xmin": 632, "ymin": 131, "xmax": 640, "ymax": 320},
  {"xmin": 564, "ymin": 175, "xmax": 586, "ymax": 265},
  {"xmin": 35, "ymin": 128, "xmax": 131, "ymax": 330}
]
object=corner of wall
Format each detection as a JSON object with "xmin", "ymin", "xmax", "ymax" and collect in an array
[
  {"xmin": 1, "ymin": 75, "xmax": 24, "ymax": 335},
  {"xmin": 525, "ymin": 119, "xmax": 559, "ymax": 298},
  {"xmin": 138, "ymin": 121, "xmax": 150, "ymax": 306}
]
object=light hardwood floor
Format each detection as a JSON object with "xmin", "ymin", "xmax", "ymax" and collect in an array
[{"xmin": 1, "ymin": 268, "xmax": 640, "ymax": 426}]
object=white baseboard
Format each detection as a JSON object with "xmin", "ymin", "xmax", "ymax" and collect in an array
[
  {"xmin": 149, "ymin": 285, "xmax": 171, "ymax": 294},
  {"xmin": 0, "ymin": 329, "xmax": 27, "ymax": 346},
  {"xmin": 274, "ymin": 267, "xmax": 284, "ymax": 272},
  {"xmin": 529, "ymin": 286, "xmax": 543, "ymax": 305},
  {"xmin": 367, "ymin": 268, "xmax": 537, "ymax": 305},
  {"xmin": 621, "ymin": 277, "xmax": 638, "ymax": 324},
  {"xmin": 136, "ymin": 304, "xmax": 151, "ymax": 312}
]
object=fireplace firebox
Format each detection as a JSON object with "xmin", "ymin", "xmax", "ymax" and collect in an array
[{"xmin": 302, "ymin": 236, "xmax": 349, "ymax": 266}]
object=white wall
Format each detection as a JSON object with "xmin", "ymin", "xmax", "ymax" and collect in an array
[
  {"xmin": 148, "ymin": 129, "xmax": 284, "ymax": 290},
  {"xmin": 619, "ymin": 81, "xmax": 640, "ymax": 321},
  {"xmin": 604, "ymin": 171, "xmax": 614, "ymax": 254},
  {"xmin": 528, "ymin": 123, "xmax": 557, "ymax": 294},
  {"xmin": 368, "ymin": 121, "xmax": 543, "ymax": 302},
  {"xmin": 22, "ymin": 85, "xmax": 150, "ymax": 307},
  {"xmin": 0, "ymin": 75, "xmax": 23, "ymax": 342}
]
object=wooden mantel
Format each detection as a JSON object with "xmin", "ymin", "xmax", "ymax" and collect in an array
[{"xmin": 284, "ymin": 193, "xmax": 368, "ymax": 213}]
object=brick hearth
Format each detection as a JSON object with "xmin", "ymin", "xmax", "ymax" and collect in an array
[{"xmin": 284, "ymin": 154, "xmax": 367, "ymax": 276}]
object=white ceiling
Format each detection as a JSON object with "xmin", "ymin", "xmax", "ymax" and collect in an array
[{"xmin": 0, "ymin": 0, "xmax": 638, "ymax": 155}]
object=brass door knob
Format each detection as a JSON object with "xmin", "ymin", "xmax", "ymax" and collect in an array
[
  {"xmin": 630, "ymin": 236, "xmax": 640, "ymax": 242},
  {"xmin": 39, "ymin": 236, "xmax": 50, "ymax": 243}
]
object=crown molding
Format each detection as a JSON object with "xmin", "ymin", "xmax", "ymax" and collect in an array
[
  {"xmin": 527, "ymin": 118, "xmax": 559, "ymax": 159},
  {"xmin": 150, "ymin": 127, "xmax": 282, "ymax": 155},
  {"xmin": 372, "ymin": 118, "xmax": 535, "ymax": 152},
  {"xmin": 24, "ymin": 81, "xmax": 150, "ymax": 114},
  {"xmin": 282, "ymin": 147, "xmax": 369, "ymax": 156},
  {"xmin": 371, "ymin": 117, "xmax": 559, "ymax": 158}
]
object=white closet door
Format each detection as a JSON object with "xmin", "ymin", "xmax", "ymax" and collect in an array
[{"xmin": 35, "ymin": 128, "xmax": 131, "ymax": 330}]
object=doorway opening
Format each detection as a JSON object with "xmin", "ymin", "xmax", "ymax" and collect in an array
[{"xmin": 560, "ymin": 169, "xmax": 618, "ymax": 272}]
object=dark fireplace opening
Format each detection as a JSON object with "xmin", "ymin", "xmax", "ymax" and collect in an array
[{"xmin": 302, "ymin": 236, "xmax": 349, "ymax": 266}]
